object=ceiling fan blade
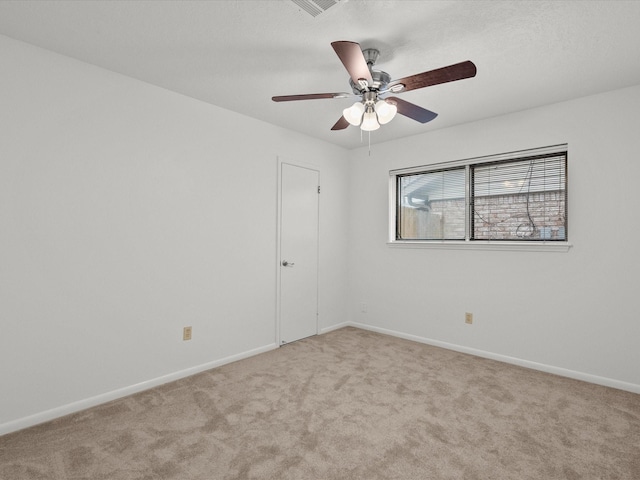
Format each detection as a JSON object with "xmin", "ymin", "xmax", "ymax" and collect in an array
[
  {"xmin": 386, "ymin": 97, "xmax": 438, "ymax": 123},
  {"xmin": 389, "ymin": 60, "xmax": 477, "ymax": 93},
  {"xmin": 331, "ymin": 41, "xmax": 374, "ymax": 87},
  {"xmin": 272, "ymin": 92, "xmax": 349, "ymax": 102},
  {"xmin": 331, "ymin": 116, "xmax": 350, "ymax": 130}
]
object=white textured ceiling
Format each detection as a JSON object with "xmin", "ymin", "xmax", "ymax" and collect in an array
[{"xmin": 1, "ymin": 0, "xmax": 640, "ymax": 149}]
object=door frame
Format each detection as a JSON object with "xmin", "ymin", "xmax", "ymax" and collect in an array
[{"xmin": 275, "ymin": 156, "xmax": 320, "ymax": 346}]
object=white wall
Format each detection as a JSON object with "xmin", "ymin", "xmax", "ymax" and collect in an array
[
  {"xmin": 0, "ymin": 35, "xmax": 349, "ymax": 433},
  {"xmin": 2, "ymin": 32, "xmax": 639, "ymax": 436},
  {"xmin": 347, "ymin": 84, "xmax": 640, "ymax": 392}
]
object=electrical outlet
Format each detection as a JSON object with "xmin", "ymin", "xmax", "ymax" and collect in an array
[
  {"xmin": 465, "ymin": 313, "xmax": 473, "ymax": 324},
  {"xmin": 183, "ymin": 326, "xmax": 192, "ymax": 341},
  {"xmin": 360, "ymin": 302, "xmax": 367, "ymax": 313}
]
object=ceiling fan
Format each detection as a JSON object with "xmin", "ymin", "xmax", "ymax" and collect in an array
[{"xmin": 272, "ymin": 41, "xmax": 477, "ymax": 132}]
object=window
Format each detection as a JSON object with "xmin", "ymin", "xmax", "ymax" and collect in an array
[
  {"xmin": 397, "ymin": 167, "xmax": 466, "ymax": 240},
  {"xmin": 390, "ymin": 145, "xmax": 568, "ymax": 248}
]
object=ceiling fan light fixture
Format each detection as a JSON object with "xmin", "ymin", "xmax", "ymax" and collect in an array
[
  {"xmin": 374, "ymin": 100, "xmax": 397, "ymax": 125},
  {"xmin": 361, "ymin": 109, "xmax": 380, "ymax": 131},
  {"xmin": 343, "ymin": 101, "xmax": 365, "ymax": 126},
  {"xmin": 272, "ymin": 40, "xmax": 476, "ymax": 134}
]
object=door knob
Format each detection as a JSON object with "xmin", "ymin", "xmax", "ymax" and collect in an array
[{"xmin": 282, "ymin": 260, "xmax": 295, "ymax": 267}]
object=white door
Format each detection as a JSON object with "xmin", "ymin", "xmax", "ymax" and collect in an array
[{"xmin": 278, "ymin": 162, "xmax": 319, "ymax": 345}]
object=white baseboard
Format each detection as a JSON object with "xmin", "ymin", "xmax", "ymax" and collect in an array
[
  {"xmin": 0, "ymin": 343, "xmax": 278, "ymax": 436},
  {"xmin": 4, "ymin": 324, "xmax": 638, "ymax": 436},
  {"xmin": 319, "ymin": 322, "xmax": 351, "ymax": 334},
  {"xmin": 349, "ymin": 321, "xmax": 640, "ymax": 394}
]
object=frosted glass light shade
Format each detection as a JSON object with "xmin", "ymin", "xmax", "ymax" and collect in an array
[
  {"xmin": 343, "ymin": 102, "xmax": 365, "ymax": 126},
  {"xmin": 374, "ymin": 100, "xmax": 397, "ymax": 124},
  {"xmin": 361, "ymin": 110, "xmax": 380, "ymax": 131}
]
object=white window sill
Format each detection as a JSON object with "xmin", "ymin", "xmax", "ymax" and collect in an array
[{"xmin": 387, "ymin": 240, "xmax": 572, "ymax": 252}]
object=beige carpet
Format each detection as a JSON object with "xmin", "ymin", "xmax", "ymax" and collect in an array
[{"xmin": 1, "ymin": 327, "xmax": 639, "ymax": 479}]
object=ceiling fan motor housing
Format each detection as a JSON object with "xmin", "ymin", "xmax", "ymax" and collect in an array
[
  {"xmin": 362, "ymin": 91, "xmax": 377, "ymax": 106},
  {"xmin": 349, "ymin": 69, "xmax": 391, "ymax": 94}
]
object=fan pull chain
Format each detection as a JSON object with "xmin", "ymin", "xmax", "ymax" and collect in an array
[{"xmin": 368, "ymin": 131, "xmax": 371, "ymax": 156}]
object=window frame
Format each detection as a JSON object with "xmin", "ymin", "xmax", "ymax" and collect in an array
[{"xmin": 388, "ymin": 144, "xmax": 571, "ymax": 252}]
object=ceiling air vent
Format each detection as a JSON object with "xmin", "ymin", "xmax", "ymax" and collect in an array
[{"xmin": 289, "ymin": 0, "xmax": 344, "ymax": 18}]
